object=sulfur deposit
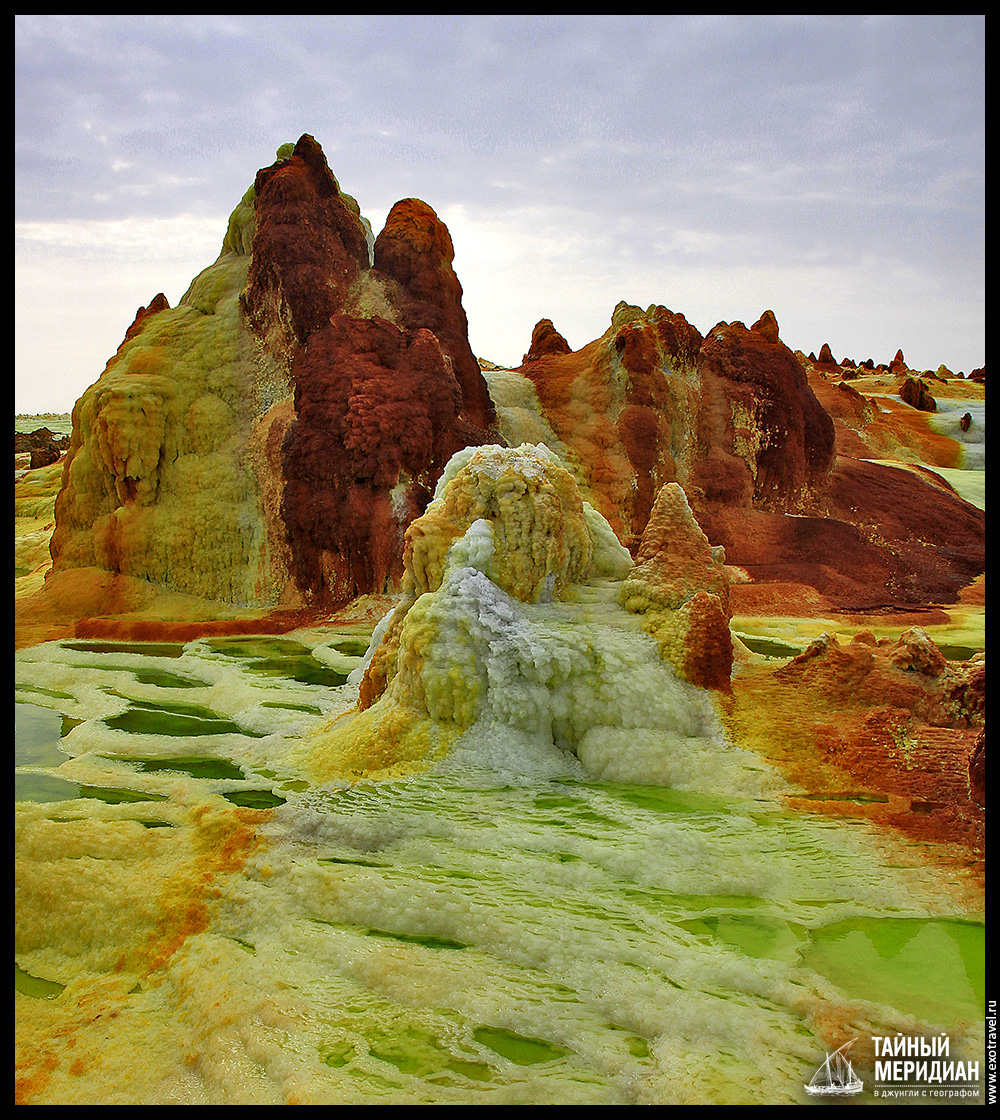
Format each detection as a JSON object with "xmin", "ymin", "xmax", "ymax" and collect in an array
[
  {"xmin": 302, "ymin": 444, "xmax": 735, "ymax": 786},
  {"xmin": 40, "ymin": 135, "xmax": 497, "ymax": 626},
  {"xmin": 16, "ymin": 614, "xmax": 984, "ymax": 1105}
]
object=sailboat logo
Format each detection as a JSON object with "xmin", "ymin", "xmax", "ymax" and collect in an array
[{"xmin": 805, "ymin": 1038, "xmax": 864, "ymax": 1097}]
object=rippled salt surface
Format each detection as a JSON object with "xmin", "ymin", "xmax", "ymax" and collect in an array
[{"xmin": 14, "ymin": 634, "xmax": 985, "ymax": 1104}]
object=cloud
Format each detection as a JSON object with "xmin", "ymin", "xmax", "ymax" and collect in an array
[
  {"xmin": 15, "ymin": 214, "xmax": 228, "ymax": 413},
  {"xmin": 15, "ymin": 14, "xmax": 985, "ymax": 410},
  {"xmin": 16, "ymin": 215, "xmax": 223, "ymax": 258}
]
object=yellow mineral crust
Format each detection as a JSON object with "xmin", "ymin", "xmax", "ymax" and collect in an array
[
  {"xmin": 403, "ymin": 443, "xmax": 594, "ymax": 603},
  {"xmin": 47, "ymin": 188, "xmax": 290, "ymax": 609},
  {"xmin": 15, "ymin": 800, "xmax": 270, "ymax": 1104},
  {"xmin": 300, "ymin": 441, "xmax": 730, "ymax": 784}
]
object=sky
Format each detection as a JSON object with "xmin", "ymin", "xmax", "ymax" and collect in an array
[{"xmin": 15, "ymin": 14, "xmax": 985, "ymax": 414}]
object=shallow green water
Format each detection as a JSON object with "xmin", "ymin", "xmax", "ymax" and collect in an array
[
  {"xmin": 102, "ymin": 755, "xmax": 247, "ymax": 781},
  {"xmin": 15, "ymin": 964, "xmax": 65, "ymax": 1000},
  {"xmin": 14, "ymin": 634, "xmax": 985, "ymax": 1104},
  {"xmin": 15, "ymin": 702, "xmax": 75, "ymax": 768},
  {"xmin": 202, "ymin": 636, "xmax": 351, "ymax": 687},
  {"xmin": 802, "ymin": 916, "xmax": 984, "ymax": 1021},
  {"xmin": 733, "ymin": 633, "xmax": 803, "ymax": 660},
  {"xmin": 102, "ymin": 700, "xmax": 260, "ymax": 738},
  {"xmin": 64, "ymin": 640, "xmax": 188, "ymax": 658}
]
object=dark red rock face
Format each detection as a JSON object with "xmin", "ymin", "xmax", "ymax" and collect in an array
[
  {"xmin": 15, "ymin": 428, "xmax": 69, "ymax": 458},
  {"xmin": 757, "ymin": 632, "xmax": 986, "ymax": 868},
  {"xmin": 750, "ymin": 310, "xmax": 780, "ymax": 344},
  {"xmin": 969, "ymin": 728, "xmax": 985, "ymax": 807},
  {"xmin": 239, "ymin": 135, "xmax": 496, "ymax": 605},
  {"xmin": 899, "ymin": 375, "xmax": 937, "ymax": 412},
  {"xmin": 280, "ymin": 315, "xmax": 483, "ymax": 604},
  {"xmin": 525, "ymin": 304, "xmax": 981, "ymax": 611},
  {"xmin": 28, "ymin": 444, "xmax": 61, "ymax": 470},
  {"xmin": 522, "ymin": 319, "xmax": 573, "ymax": 364},
  {"xmin": 374, "ymin": 199, "xmax": 497, "ymax": 434},
  {"xmin": 613, "ymin": 309, "xmax": 705, "ymax": 543},
  {"xmin": 698, "ymin": 456, "xmax": 985, "ymax": 610},
  {"xmin": 822, "ymin": 457, "xmax": 984, "ymax": 602},
  {"xmin": 683, "ymin": 589, "xmax": 733, "ymax": 692},
  {"xmin": 243, "ymin": 134, "xmax": 371, "ymax": 350},
  {"xmin": 694, "ymin": 320, "xmax": 836, "ymax": 510},
  {"xmin": 122, "ymin": 293, "xmax": 170, "ymax": 349}
]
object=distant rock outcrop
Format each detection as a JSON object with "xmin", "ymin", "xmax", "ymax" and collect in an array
[
  {"xmin": 899, "ymin": 374, "xmax": 938, "ymax": 412},
  {"xmin": 510, "ymin": 304, "xmax": 982, "ymax": 611},
  {"xmin": 15, "ymin": 427, "xmax": 70, "ymax": 470},
  {"xmin": 749, "ymin": 309, "xmax": 780, "ymax": 344},
  {"xmin": 695, "ymin": 317, "xmax": 836, "ymax": 509},
  {"xmin": 522, "ymin": 319, "xmax": 572, "ymax": 364}
]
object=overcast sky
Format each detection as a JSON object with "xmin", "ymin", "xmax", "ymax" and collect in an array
[{"xmin": 15, "ymin": 14, "xmax": 985, "ymax": 414}]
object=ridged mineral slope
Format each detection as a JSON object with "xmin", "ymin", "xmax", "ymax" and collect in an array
[{"xmin": 300, "ymin": 444, "xmax": 736, "ymax": 784}]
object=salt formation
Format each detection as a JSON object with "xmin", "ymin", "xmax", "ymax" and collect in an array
[
  {"xmin": 16, "ymin": 630, "xmax": 984, "ymax": 1105},
  {"xmin": 514, "ymin": 301, "xmax": 835, "ymax": 551},
  {"xmin": 619, "ymin": 482, "xmax": 733, "ymax": 692},
  {"xmin": 35, "ymin": 134, "xmax": 984, "ymax": 635},
  {"xmin": 46, "ymin": 135, "xmax": 498, "ymax": 613},
  {"xmin": 509, "ymin": 302, "xmax": 984, "ymax": 612},
  {"xmin": 303, "ymin": 444, "xmax": 735, "ymax": 787},
  {"xmin": 49, "ymin": 242, "xmax": 276, "ymax": 605}
]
